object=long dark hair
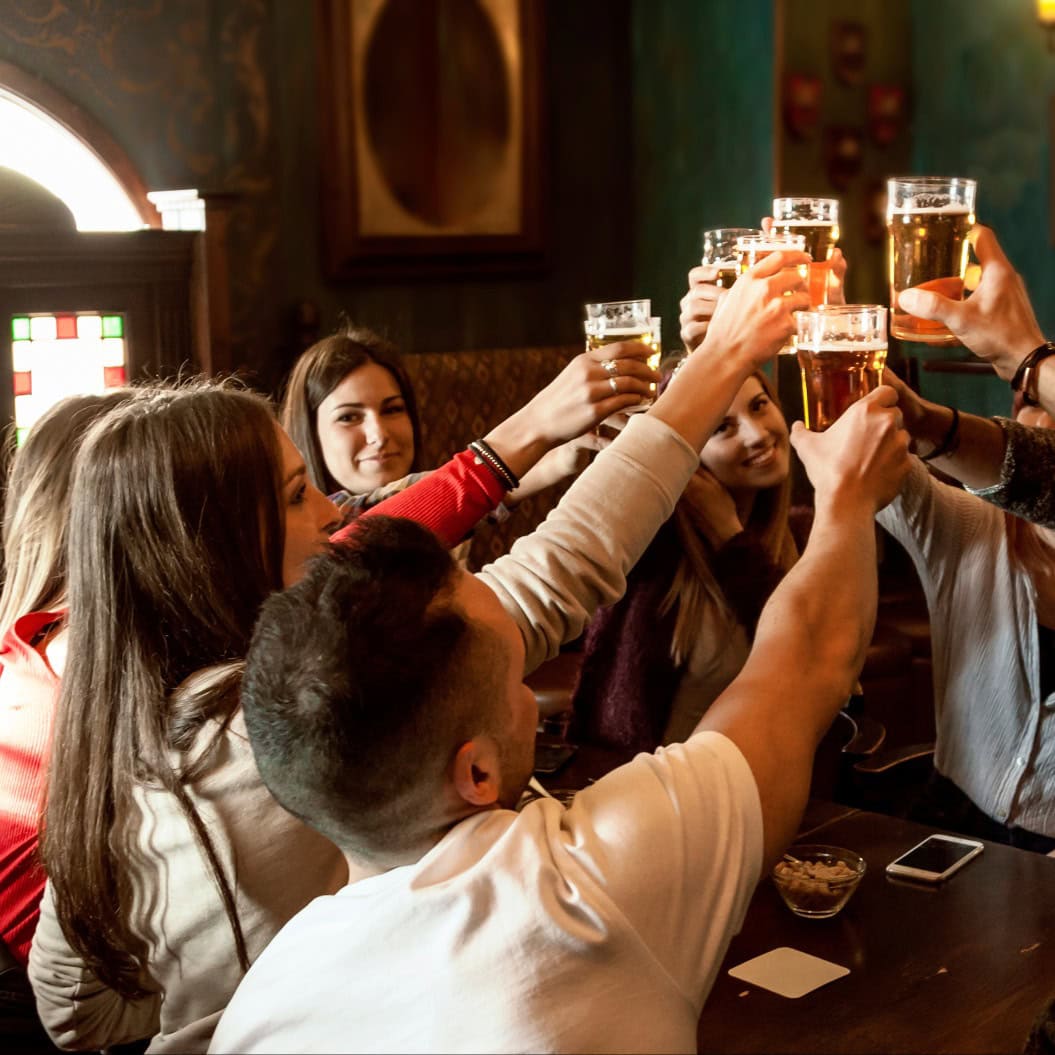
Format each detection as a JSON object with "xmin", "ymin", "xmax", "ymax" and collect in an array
[
  {"xmin": 280, "ymin": 324, "xmax": 423, "ymax": 495},
  {"xmin": 0, "ymin": 390, "xmax": 138, "ymax": 633},
  {"xmin": 40, "ymin": 379, "xmax": 286, "ymax": 999}
]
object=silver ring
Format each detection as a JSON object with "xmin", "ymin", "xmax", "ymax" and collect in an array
[
  {"xmin": 608, "ymin": 376, "xmax": 619, "ymax": 395},
  {"xmin": 602, "ymin": 359, "xmax": 619, "ymax": 377}
]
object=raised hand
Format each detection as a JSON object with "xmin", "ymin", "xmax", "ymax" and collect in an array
[
  {"xmin": 523, "ymin": 340, "xmax": 659, "ymax": 447},
  {"xmin": 679, "ymin": 266, "xmax": 726, "ymax": 353},
  {"xmin": 698, "ymin": 250, "xmax": 811, "ymax": 369},
  {"xmin": 897, "ymin": 225, "xmax": 1044, "ymax": 380},
  {"xmin": 789, "ymin": 386, "xmax": 911, "ymax": 514}
]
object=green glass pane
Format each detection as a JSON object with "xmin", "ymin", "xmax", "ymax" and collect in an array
[
  {"xmin": 101, "ymin": 315, "xmax": 123, "ymax": 338},
  {"xmin": 11, "ymin": 317, "xmax": 30, "ymax": 340},
  {"xmin": 15, "ymin": 428, "xmax": 27, "ymax": 447}
]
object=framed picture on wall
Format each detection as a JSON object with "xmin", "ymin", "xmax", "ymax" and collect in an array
[{"xmin": 316, "ymin": 0, "xmax": 545, "ymax": 278}]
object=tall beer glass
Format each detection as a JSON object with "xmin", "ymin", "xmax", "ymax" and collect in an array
[
  {"xmin": 702, "ymin": 228, "xmax": 760, "ymax": 289},
  {"xmin": 772, "ymin": 197, "xmax": 839, "ymax": 307},
  {"xmin": 584, "ymin": 298, "xmax": 655, "ymax": 410},
  {"xmin": 737, "ymin": 233, "xmax": 809, "ymax": 353},
  {"xmin": 887, "ymin": 176, "xmax": 976, "ymax": 344},
  {"xmin": 796, "ymin": 305, "xmax": 888, "ymax": 431}
]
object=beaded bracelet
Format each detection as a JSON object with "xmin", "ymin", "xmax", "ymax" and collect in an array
[
  {"xmin": 919, "ymin": 406, "xmax": 960, "ymax": 463},
  {"xmin": 468, "ymin": 439, "xmax": 520, "ymax": 491}
]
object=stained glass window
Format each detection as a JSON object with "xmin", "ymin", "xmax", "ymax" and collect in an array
[{"xmin": 9, "ymin": 312, "xmax": 128, "ymax": 443}]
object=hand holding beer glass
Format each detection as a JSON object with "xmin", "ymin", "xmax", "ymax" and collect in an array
[
  {"xmin": 584, "ymin": 299, "xmax": 658, "ymax": 410},
  {"xmin": 772, "ymin": 197, "xmax": 840, "ymax": 307},
  {"xmin": 887, "ymin": 176, "xmax": 976, "ymax": 344},
  {"xmin": 797, "ymin": 305, "xmax": 888, "ymax": 432}
]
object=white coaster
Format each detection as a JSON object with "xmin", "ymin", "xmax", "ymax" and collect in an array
[{"xmin": 728, "ymin": 946, "xmax": 850, "ymax": 998}]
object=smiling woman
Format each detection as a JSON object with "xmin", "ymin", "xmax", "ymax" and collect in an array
[{"xmin": 572, "ymin": 370, "xmax": 799, "ymax": 753}]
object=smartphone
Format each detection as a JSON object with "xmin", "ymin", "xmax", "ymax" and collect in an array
[{"xmin": 884, "ymin": 834, "xmax": 984, "ymax": 883}]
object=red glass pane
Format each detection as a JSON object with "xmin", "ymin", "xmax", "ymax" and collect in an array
[
  {"xmin": 56, "ymin": 315, "xmax": 77, "ymax": 339},
  {"xmin": 12, "ymin": 371, "xmax": 30, "ymax": 397},
  {"xmin": 103, "ymin": 365, "xmax": 126, "ymax": 389}
]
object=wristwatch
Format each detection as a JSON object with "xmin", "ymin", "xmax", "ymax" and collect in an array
[{"xmin": 1011, "ymin": 341, "xmax": 1055, "ymax": 407}]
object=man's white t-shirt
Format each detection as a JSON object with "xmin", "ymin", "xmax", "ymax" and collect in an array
[{"xmin": 209, "ymin": 731, "xmax": 762, "ymax": 1055}]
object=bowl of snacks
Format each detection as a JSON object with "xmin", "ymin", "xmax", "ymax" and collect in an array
[{"xmin": 772, "ymin": 844, "xmax": 866, "ymax": 919}]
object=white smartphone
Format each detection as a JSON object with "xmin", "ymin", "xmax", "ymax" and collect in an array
[{"xmin": 885, "ymin": 834, "xmax": 984, "ymax": 883}]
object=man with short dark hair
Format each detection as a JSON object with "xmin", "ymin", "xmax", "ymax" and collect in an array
[{"xmin": 212, "ymin": 365, "xmax": 909, "ymax": 1053}]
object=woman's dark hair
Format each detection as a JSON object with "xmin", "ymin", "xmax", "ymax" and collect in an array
[
  {"xmin": 281, "ymin": 324, "xmax": 422, "ymax": 495},
  {"xmin": 40, "ymin": 379, "xmax": 286, "ymax": 999}
]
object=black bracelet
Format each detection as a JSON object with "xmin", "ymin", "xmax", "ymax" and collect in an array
[
  {"xmin": 468, "ymin": 439, "xmax": 520, "ymax": 491},
  {"xmin": 920, "ymin": 406, "xmax": 960, "ymax": 463},
  {"xmin": 1011, "ymin": 341, "xmax": 1055, "ymax": 406}
]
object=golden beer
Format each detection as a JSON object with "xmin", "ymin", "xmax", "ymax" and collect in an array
[
  {"xmin": 796, "ymin": 304, "xmax": 888, "ymax": 431},
  {"xmin": 772, "ymin": 219, "xmax": 840, "ymax": 306},
  {"xmin": 888, "ymin": 207, "xmax": 974, "ymax": 344},
  {"xmin": 797, "ymin": 342, "xmax": 887, "ymax": 431}
]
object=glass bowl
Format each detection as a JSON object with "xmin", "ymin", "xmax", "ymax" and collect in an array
[{"xmin": 772, "ymin": 844, "xmax": 866, "ymax": 919}]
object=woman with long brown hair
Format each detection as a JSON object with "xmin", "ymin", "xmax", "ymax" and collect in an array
[{"xmin": 573, "ymin": 370, "xmax": 799, "ymax": 751}]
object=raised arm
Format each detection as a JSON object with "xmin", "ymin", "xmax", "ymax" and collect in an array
[
  {"xmin": 696, "ymin": 387, "xmax": 910, "ymax": 868},
  {"xmin": 333, "ymin": 342, "xmax": 658, "ymax": 548},
  {"xmin": 479, "ymin": 249, "xmax": 812, "ymax": 670}
]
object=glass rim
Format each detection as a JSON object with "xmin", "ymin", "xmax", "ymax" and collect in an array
[
  {"xmin": 798, "ymin": 304, "xmax": 887, "ymax": 317},
  {"xmin": 735, "ymin": 233, "xmax": 807, "ymax": 249},
  {"xmin": 772, "ymin": 196, "xmax": 840, "ymax": 217},
  {"xmin": 887, "ymin": 175, "xmax": 977, "ymax": 190},
  {"xmin": 702, "ymin": 226, "xmax": 761, "ymax": 238},
  {"xmin": 584, "ymin": 298, "xmax": 651, "ymax": 313}
]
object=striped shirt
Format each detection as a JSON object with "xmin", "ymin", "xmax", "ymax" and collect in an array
[{"xmin": 878, "ymin": 456, "xmax": 1055, "ymax": 837}]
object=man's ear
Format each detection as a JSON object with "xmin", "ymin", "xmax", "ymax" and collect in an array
[{"xmin": 451, "ymin": 737, "xmax": 501, "ymax": 808}]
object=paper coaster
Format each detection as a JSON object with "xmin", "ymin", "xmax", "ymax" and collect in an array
[{"xmin": 728, "ymin": 946, "xmax": 850, "ymax": 998}]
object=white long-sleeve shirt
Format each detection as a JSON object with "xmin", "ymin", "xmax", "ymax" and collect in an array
[{"xmin": 877, "ymin": 457, "xmax": 1055, "ymax": 837}]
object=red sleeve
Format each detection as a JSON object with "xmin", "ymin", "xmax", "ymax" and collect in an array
[{"xmin": 329, "ymin": 449, "xmax": 506, "ymax": 550}]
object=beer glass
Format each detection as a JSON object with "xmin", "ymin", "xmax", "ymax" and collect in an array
[
  {"xmin": 735, "ymin": 232, "xmax": 809, "ymax": 276},
  {"xmin": 887, "ymin": 176, "xmax": 976, "ymax": 345},
  {"xmin": 736, "ymin": 233, "xmax": 809, "ymax": 353},
  {"xmin": 584, "ymin": 298, "xmax": 655, "ymax": 409},
  {"xmin": 701, "ymin": 228, "xmax": 760, "ymax": 289},
  {"xmin": 772, "ymin": 197, "xmax": 839, "ymax": 306},
  {"xmin": 796, "ymin": 305, "xmax": 888, "ymax": 432}
]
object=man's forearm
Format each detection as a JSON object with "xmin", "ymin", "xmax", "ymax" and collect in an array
[{"xmin": 910, "ymin": 402, "xmax": 1005, "ymax": 491}]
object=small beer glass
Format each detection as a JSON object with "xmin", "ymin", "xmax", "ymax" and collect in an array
[
  {"xmin": 584, "ymin": 298, "xmax": 654, "ymax": 410},
  {"xmin": 701, "ymin": 227, "xmax": 760, "ymax": 289},
  {"xmin": 736, "ymin": 233, "xmax": 809, "ymax": 353},
  {"xmin": 796, "ymin": 305, "xmax": 888, "ymax": 432},
  {"xmin": 887, "ymin": 176, "xmax": 976, "ymax": 345},
  {"xmin": 772, "ymin": 197, "xmax": 840, "ymax": 307}
]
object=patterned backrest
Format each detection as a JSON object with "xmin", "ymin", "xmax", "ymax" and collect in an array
[{"xmin": 404, "ymin": 345, "xmax": 581, "ymax": 569}]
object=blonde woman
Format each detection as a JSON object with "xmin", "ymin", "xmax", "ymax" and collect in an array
[{"xmin": 573, "ymin": 371, "xmax": 798, "ymax": 751}]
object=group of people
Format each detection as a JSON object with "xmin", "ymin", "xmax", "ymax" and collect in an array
[{"xmin": 0, "ymin": 222, "xmax": 1052, "ymax": 1053}]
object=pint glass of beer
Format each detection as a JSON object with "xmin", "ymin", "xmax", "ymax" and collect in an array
[
  {"xmin": 887, "ymin": 176, "xmax": 976, "ymax": 344},
  {"xmin": 701, "ymin": 228, "xmax": 760, "ymax": 289},
  {"xmin": 735, "ymin": 232, "xmax": 809, "ymax": 276},
  {"xmin": 584, "ymin": 299, "xmax": 656, "ymax": 410},
  {"xmin": 796, "ymin": 305, "xmax": 888, "ymax": 432},
  {"xmin": 772, "ymin": 197, "xmax": 840, "ymax": 306}
]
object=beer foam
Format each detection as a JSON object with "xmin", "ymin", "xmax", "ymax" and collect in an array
[
  {"xmin": 798, "ymin": 339, "xmax": 888, "ymax": 352},
  {"xmin": 588, "ymin": 326, "xmax": 651, "ymax": 337},
  {"xmin": 888, "ymin": 204, "xmax": 973, "ymax": 215},
  {"xmin": 779, "ymin": 219, "xmax": 836, "ymax": 227}
]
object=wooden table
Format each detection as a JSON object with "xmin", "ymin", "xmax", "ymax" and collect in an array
[{"xmin": 697, "ymin": 808, "xmax": 1055, "ymax": 1054}]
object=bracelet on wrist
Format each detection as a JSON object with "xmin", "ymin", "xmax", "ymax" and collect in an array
[
  {"xmin": 1011, "ymin": 341, "xmax": 1055, "ymax": 407},
  {"xmin": 920, "ymin": 406, "xmax": 960, "ymax": 463},
  {"xmin": 468, "ymin": 439, "xmax": 520, "ymax": 491}
]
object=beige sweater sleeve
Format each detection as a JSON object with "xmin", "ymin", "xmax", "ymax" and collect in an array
[{"xmin": 477, "ymin": 414, "xmax": 699, "ymax": 674}]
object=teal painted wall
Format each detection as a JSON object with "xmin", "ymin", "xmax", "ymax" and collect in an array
[
  {"xmin": 632, "ymin": 0, "xmax": 776, "ymax": 356},
  {"xmin": 910, "ymin": 0, "xmax": 1055, "ymax": 416}
]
